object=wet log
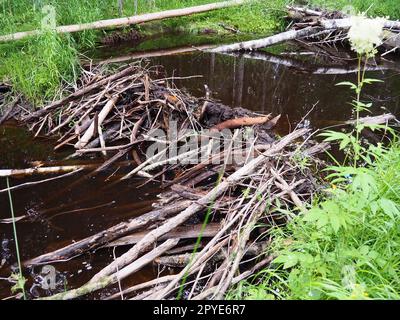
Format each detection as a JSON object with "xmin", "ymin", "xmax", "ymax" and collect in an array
[
  {"xmin": 210, "ymin": 115, "xmax": 271, "ymax": 131},
  {"xmin": 40, "ymin": 238, "xmax": 179, "ymax": 300},
  {"xmin": 103, "ymin": 223, "xmax": 221, "ymax": 248},
  {"xmin": 25, "ymin": 200, "xmax": 191, "ymax": 266},
  {"xmin": 0, "ymin": 0, "xmax": 248, "ymax": 42},
  {"xmin": 89, "ymin": 128, "xmax": 309, "ymax": 283}
]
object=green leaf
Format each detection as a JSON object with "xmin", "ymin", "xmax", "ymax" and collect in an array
[
  {"xmin": 363, "ymin": 78, "xmax": 384, "ymax": 84},
  {"xmin": 274, "ymin": 253, "xmax": 299, "ymax": 269},
  {"xmin": 336, "ymin": 81, "xmax": 357, "ymax": 90},
  {"xmin": 378, "ymin": 198, "xmax": 400, "ymax": 220}
]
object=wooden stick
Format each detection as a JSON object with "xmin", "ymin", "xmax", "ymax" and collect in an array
[
  {"xmin": 0, "ymin": 165, "xmax": 93, "ymax": 178},
  {"xmin": 104, "ymin": 223, "xmax": 221, "ymax": 248},
  {"xmin": 25, "ymin": 200, "xmax": 191, "ymax": 266},
  {"xmin": 0, "ymin": 0, "xmax": 249, "ymax": 42},
  {"xmin": 0, "ymin": 169, "xmax": 83, "ymax": 194},
  {"xmin": 40, "ymin": 238, "xmax": 179, "ymax": 300},
  {"xmin": 75, "ymin": 96, "xmax": 119, "ymax": 149},
  {"xmin": 89, "ymin": 128, "xmax": 308, "ymax": 283}
]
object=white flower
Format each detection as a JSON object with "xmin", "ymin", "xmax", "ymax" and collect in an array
[{"xmin": 347, "ymin": 15, "xmax": 386, "ymax": 56}]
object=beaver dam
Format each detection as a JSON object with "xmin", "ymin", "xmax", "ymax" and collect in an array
[{"xmin": 1, "ymin": 6, "xmax": 400, "ymax": 300}]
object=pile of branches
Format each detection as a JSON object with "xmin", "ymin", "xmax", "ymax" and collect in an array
[{"xmin": 8, "ymin": 62, "xmax": 329, "ymax": 300}]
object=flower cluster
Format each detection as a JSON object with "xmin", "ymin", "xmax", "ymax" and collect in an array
[{"xmin": 347, "ymin": 15, "xmax": 386, "ymax": 57}]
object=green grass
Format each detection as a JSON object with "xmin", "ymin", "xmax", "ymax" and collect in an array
[
  {"xmin": 0, "ymin": 0, "xmax": 288, "ymax": 104},
  {"xmin": 229, "ymin": 141, "xmax": 400, "ymax": 300},
  {"xmin": 1, "ymin": 0, "xmax": 399, "ymax": 104},
  {"xmin": 307, "ymin": 0, "xmax": 400, "ymax": 20}
]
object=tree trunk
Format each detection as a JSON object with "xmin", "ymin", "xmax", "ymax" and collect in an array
[{"xmin": 0, "ymin": 0, "xmax": 249, "ymax": 42}]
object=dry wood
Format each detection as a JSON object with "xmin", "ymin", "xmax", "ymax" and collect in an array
[
  {"xmin": 347, "ymin": 113, "xmax": 396, "ymax": 126},
  {"xmin": 192, "ymin": 255, "xmax": 274, "ymax": 300},
  {"xmin": 319, "ymin": 18, "xmax": 400, "ymax": 31},
  {"xmin": 0, "ymin": 0, "xmax": 248, "ymax": 42},
  {"xmin": 105, "ymin": 274, "xmax": 176, "ymax": 300},
  {"xmin": 75, "ymin": 96, "xmax": 119, "ymax": 149},
  {"xmin": 154, "ymin": 241, "xmax": 268, "ymax": 268},
  {"xmin": 25, "ymin": 65, "xmax": 137, "ymax": 121},
  {"xmin": 89, "ymin": 128, "xmax": 308, "ymax": 283},
  {"xmin": 0, "ymin": 165, "xmax": 93, "ymax": 178}
]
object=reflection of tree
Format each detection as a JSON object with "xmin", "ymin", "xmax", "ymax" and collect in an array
[
  {"xmin": 233, "ymin": 56, "xmax": 245, "ymax": 108},
  {"xmin": 151, "ymin": 52, "xmax": 399, "ymax": 128},
  {"xmin": 209, "ymin": 53, "xmax": 215, "ymax": 92}
]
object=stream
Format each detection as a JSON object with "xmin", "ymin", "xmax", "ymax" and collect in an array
[{"xmin": 1, "ymin": 34, "xmax": 400, "ymax": 299}]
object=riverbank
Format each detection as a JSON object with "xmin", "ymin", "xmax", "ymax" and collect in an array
[{"xmin": 2, "ymin": 0, "xmax": 399, "ymax": 105}]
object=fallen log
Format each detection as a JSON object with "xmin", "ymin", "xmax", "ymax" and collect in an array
[
  {"xmin": 0, "ymin": 0, "xmax": 248, "ymax": 42},
  {"xmin": 319, "ymin": 18, "xmax": 400, "ymax": 31},
  {"xmin": 91, "ymin": 44, "xmax": 215, "ymax": 66},
  {"xmin": 0, "ymin": 165, "xmax": 93, "ymax": 178},
  {"xmin": 40, "ymin": 238, "xmax": 179, "ymax": 300},
  {"xmin": 25, "ymin": 200, "xmax": 191, "ymax": 266},
  {"xmin": 347, "ymin": 113, "xmax": 396, "ymax": 126},
  {"xmin": 209, "ymin": 26, "xmax": 324, "ymax": 53}
]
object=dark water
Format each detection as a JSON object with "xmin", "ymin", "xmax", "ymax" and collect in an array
[
  {"xmin": 0, "ymin": 124, "xmax": 162, "ymax": 299},
  {"xmin": 1, "ymin": 42, "xmax": 400, "ymax": 299},
  {"xmin": 149, "ymin": 51, "xmax": 400, "ymax": 133}
]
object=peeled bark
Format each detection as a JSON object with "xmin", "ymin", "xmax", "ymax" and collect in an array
[{"xmin": 209, "ymin": 26, "xmax": 323, "ymax": 53}]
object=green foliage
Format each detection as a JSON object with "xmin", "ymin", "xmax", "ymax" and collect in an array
[
  {"xmin": 306, "ymin": 0, "xmax": 400, "ymax": 20},
  {"xmin": 231, "ymin": 34, "xmax": 400, "ymax": 299},
  {"xmin": 231, "ymin": 142, "xmax": 400, "ymax": 300},
  {"xmin": 2, "ymin": 0, "xmax": 399, "ymax": 103},
  {"xmin": 0, "ymin": 31, "xmax": 78, "ymax": 104}
]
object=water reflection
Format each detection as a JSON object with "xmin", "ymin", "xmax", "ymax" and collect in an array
[{"xmin": 148, "ymin": 51, "xmax": 400, "ymax": 130}]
